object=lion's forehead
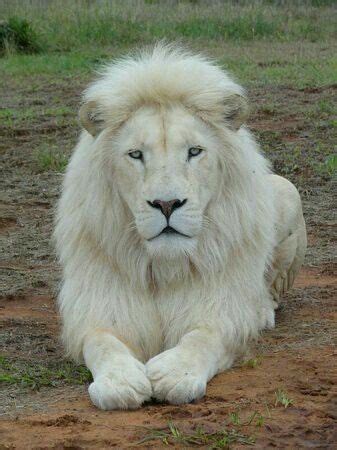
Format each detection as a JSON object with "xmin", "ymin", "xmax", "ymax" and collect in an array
[{"xmin": 117, "ymin": 104, "xmax": 212, "ymax": 154}]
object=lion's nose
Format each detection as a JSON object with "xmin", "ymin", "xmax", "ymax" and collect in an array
[{"xmin": 147, "ymin": 198, "xmax": 187, "ymax": 219}]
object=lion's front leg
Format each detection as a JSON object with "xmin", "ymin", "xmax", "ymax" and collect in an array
[
  {"xmin": 146, "ymin": 328, "xmax": 231, "ymax": 405},
  {"xmin": 83, "ymin": 330, "xmax": 152, "ymax": 410}
]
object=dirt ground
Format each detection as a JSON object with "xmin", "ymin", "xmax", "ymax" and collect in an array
[{"xmin": 0, "ymin": 74, "xmax": 336, "ymax": 448}]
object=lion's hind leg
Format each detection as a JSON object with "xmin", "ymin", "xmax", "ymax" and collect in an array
[
  {"xmin": 270, "ymin": 225, "xmax": 306, "ymax": 302},
  {"xmin": 268, "ymin": 175, "xmax": 307, "ymax": 304}
]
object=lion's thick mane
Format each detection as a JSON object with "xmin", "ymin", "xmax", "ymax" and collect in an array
[{"xmin": 55, "ymin": 45, "xmax": 276, "ymax": 362}]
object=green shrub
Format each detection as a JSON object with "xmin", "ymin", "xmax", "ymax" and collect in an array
[{"xmin": 0, "ymin": 17, "xmax": 41, "ymax": 55}]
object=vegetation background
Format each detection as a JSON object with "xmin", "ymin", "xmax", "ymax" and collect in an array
[{"xmin": 0, "ymin": 1, "xmax": 336, "ymax": 448}]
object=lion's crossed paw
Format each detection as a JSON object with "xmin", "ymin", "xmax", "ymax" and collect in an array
[
  {"xmin": 146, "ymin": 348, "xmax": 207, "ymax": 405},
  {"xmin": 88, "ymin": 360, "xmax": 152, "ymax": 410}
]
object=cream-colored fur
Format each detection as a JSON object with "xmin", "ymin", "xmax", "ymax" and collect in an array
[{"xmin": 54, "ymin": 44, "xmax": 306, "ymax": 410}]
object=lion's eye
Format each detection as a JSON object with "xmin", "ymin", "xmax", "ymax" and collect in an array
[
  {"xmin": 188, "ymin": 147, "xmax": 203, "ymax": 159},
  {"xmin": 128, "ymin": 150, "xmax": 143, "ymax": 160}
]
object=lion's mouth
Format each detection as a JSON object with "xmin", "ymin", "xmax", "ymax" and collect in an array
[{"xmin": 148, "ymin": 226, "xmax": 191, "ymax": 241}]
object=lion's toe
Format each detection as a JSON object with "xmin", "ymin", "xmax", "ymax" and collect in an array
[{"xmin": 166, "ymin": 375, "xmax": 206, "ymax": 405}]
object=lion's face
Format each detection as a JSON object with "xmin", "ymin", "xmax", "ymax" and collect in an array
[{"xmin": 111, "ymin": 105, "xmax": 221, "ymax": 258}]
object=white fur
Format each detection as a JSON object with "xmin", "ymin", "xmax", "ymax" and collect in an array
[{"xmin": 54, "ymin": 44, "xmax": 306, "ymax": 409}]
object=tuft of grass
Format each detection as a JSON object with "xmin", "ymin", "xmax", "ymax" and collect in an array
[
  {"xmin": 137, "ymin": 421, "xmax": 255, "ymax": 448},
  {"xmin": 321, "ymin": 154, "xmax": 337, "ymax": 176},
  {"xmin": 307, "ymin": 151, "xmax": 337, "ymax": 180},
  {"xmin": 0, "ymin": 17, "xmax": 41, "ymax": 55},
  {"xmin": 244, "ymin": 357, "xmax": 261, "ymax": 368},
  {"xmin": 229, "ymin": 411, "xmax": 241, "ymax": 426},
  {"xmin": 36, "ymin": 147, "xmax": 68, "ymax": 172},
  {"xmin": 229, "ymin": 410, "xmax": 265, "ymax": 428},
  {"xmin": 255, "ymin": 413, "xmax": 265, "ymax": 427},
  {"xmin": 317, "ymin": 99, "xmax": 336, "ymax": 115},
  {"xmin": 0, "ymin": 356, "xmax": 92, "ymax": 390},
  {"xmin": 274, "ymin": 389, "xmax": 293, "ymax": 408}
]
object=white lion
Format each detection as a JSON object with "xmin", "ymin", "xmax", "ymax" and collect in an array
[{"xmin": 54, "ymin": 44, "xmax": 307, "ymax": 410}]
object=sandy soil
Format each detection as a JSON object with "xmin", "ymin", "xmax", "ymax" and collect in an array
[{"xmin": 0, "ymin": 78, "xmax": 336, "ymax": 448}]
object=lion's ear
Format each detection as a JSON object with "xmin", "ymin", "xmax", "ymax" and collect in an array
[
  {"xmin": 79, "ymin": 100, "xmax": 105, "ymax": 136},
  {"xmin": 223, "ymin": 94, "xmax": 249, "ymax": 130}
]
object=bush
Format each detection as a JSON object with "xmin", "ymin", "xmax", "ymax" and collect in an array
[{"xmin": 0, "ymin": 17, "xmax": 41, "ymax": 55}]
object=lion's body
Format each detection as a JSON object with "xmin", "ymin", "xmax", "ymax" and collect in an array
[{"xmin": 55, "ymin": 45, "xmax": 306, "ymax": 410}]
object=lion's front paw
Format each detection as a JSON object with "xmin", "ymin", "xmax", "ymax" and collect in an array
[
  {"xmin": 88, "ymin": 359, "xmax": 152, "ymax": 410},
  {"xmin": 146, "ymin": 348, "xmax": 207, "ymax": 405}
]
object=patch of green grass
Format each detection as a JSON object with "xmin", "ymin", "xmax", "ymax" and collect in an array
[
  {"xmin": 44, "ymin": 106, "xmax": 74, "ymax": 116},
  {"xmin": 274, "ymin": 389, "xmax": 293, "ymax": 408},
  {"xmin": 0, "ymin": 107, "xmax": 37, "ymax": 126},
  {"xmin": 0, "ymin": 356, "xmax": 12, "ymax": 371},
  {"xmin": 0, "ymin": 0, "xmax": 336, "ymax": 56},
  {"xmin": 0, "ymin": 51, "xmax": 101, "ymax": 77},
  {"xmin": 270, "ymin": 139, "xmax": 336, "ymax": 183},
  {"xmin": 317, "ymin": 99, "xmax": 336, "ymax": 115},
  {"xmin": 320, "ymin": 154, "xmax": 337, "ymax": 176},
  {"xmin": 1, "ymin": 44, "xmax": 336, "ymax": 90},
  {"xmin": 254, "ymin": 58, "xmax": 337, "ymax": 89},
  {"xmin": 161, "ymin": 14, "xmax": 281, "ymax": 42},
  {"xmin": 0, "ymin": 356, "xmax": 92, "ymax": 390},
  {"xmin": 306, "ymin": 98, "xmax": 337, "ymax": 119},
  {"xmin": 0, "ymin": 106, "xmax": 74, "ymax": 127},
  {"xmin": 259, "ymin": 104, "xmax": 277, "ymax": 115},
  {"xmin": 137, "ymin": 421, "xmax": 255, "ymax": 448},
  {"xmin": 36, "ymin": 147, "xmax": 69, "ymax": 172}
]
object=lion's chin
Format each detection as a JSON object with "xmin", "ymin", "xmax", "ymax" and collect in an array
[{"xmin": 145, "ymin": 233, "xmax": 197, "ymax": 259}]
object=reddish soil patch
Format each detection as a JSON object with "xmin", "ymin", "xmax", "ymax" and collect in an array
[
  {"xmin": 1, "ymin": 348, "xmax": 336, "ymax": 449},
  {"xmin": 295, "ymin": 267, "xmax": 337, "ymax": 288},
  {"xmin": 0, "ymin": 294, "xmax": 57, "ymax": 321}
]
